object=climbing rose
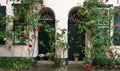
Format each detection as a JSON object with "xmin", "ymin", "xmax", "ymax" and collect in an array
[
  {"xmin": 104, "ymin": 11, "xmax": 108, "ymax": 16},
  {"xmin": 41, "ymin": 23, "xmax": 45, "ymax": 28},
  {"xmin": 22, "ymin": 35, "xmax": 28, "ymax": 39},
  {"xmin": 109, "ymin": 50, "xmax": 114, "ymax": 57},
  {"xmin": 28, "ymin": 44, "xmax": 32, "ymax": 48},
  {"xmin": 72, "ymin": 19, "xmax": 78, "ymax": 24},
  {"xmin": 85, "ymin": 66, "xmax": 91, "ymax": 71},
  {"xmin": 105, "ymin": 0, "xmax": 109, "ymax": 2},
  {"xmin": 37, "ymin": 28, "xmax": 41, "ymax": 32},
  {"xmin": 0, "ymin": 19, "xmax": 2, "ymax": 23}
]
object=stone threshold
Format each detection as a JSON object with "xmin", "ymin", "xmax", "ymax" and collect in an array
[{"xmin": 37, "ymin": 61, "xmax": 84, "ymax": 65}]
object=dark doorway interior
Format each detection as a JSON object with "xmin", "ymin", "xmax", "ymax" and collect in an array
[
  {"xmin": 68, "ymin": 9, "xmax": 85, "ymax": 61},
  {"xmin": 38, "ymin": 20, "xmax": 55, "ymax": 60}
]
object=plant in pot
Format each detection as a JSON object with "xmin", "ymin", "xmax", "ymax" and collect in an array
[
  {"xmin": 46, "ymin": 52, "xmax": 54, "ymax": 61},
  {"xmin": 38, "ymin": 53, "xmax": 45, "ymax": 61},
  {"xmin": 73, "ymin": 53, "xmax": 79, "ymax": 62}
]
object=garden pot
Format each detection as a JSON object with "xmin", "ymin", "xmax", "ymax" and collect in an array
[
  {"xmin": 40, "ymin": 58, "xmax": 44, "ymax": 61},
  {"xmin": 48, "ymin": 58, "xmax": 52, "ymax": 61},
  {"xmin": 74, "ymin": 57, "xmax": 78, "ymax": 62}
]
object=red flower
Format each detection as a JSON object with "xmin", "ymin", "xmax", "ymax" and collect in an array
[
  {"xmin": 0, "ymin": 19, "xmax": 2, "ymax": 23},
  {"xmin": 105, "ymin": 0, "xmax": 109, "ymax": 2},
  {"xmin": 72, "ymin": 19, "xmax": 78, "ymax": 24},
  {"xmin": 109, "ymin": 50, "xmax": 113, "ymax": 53},
  {"xmin": 28, "ymin": 44, "xmax": 32, "ymax": 48},
  {"xmin": 85, "ymin": 66, "xmax": 91, "ymax": 71},
  {"xmin": 22, "ymin": 35, "xmax": 28, "ymax": 39},
  {"xmin": 109, "ymin": 53, "xmax": 114, "ymax": 57},
  {"xmin": 41, "ymin": 23, "xmax": 45, "ymax": 28},
  {"xmin": 104, "ymin": 11, "xmax": 108, "ymax": 16},
  {"xmin": 13, "ymin": 19, "xmax": 17, "ymax": 23},
  {"xmin": 37, "ymin": 28, "xmax": 41, "ymax": 32},
  {"xmin": 109, "ymin": 50, "xmax": 114, "ymax": 57}
]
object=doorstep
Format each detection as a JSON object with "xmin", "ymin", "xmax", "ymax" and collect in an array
[{"xmin": 36, "ymin": 61, "xmax": 84, "ymax": 65}]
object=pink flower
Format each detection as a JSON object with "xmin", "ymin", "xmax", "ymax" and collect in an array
[
  {"xmin": 39, "ymin": 54, "xmax": 45, "ymax": 58},
  {"xmin": 72, "ymin": 19, "xmax": 78, "ymax": 24},
  {"xmin": 85, "ymin": 66, "xmax": 91, "ymax": 71}
]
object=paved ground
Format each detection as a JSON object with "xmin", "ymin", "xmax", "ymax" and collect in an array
[{"xmin": 1, "ymin": 61, "xmax": 120, "ymax": 71}]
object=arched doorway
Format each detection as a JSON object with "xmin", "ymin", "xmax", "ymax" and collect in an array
[
  {"xmin": 68, "ymin": 7, "xmax": 85, "ymax": 61},
  {"xmin": 38, "ymin": 8, "xmax": 55, "ymax": 60}
]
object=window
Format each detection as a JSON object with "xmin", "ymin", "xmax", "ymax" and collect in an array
[
  {"xmin": 113, "ymin": 6, "xmax": 120, "ymax": 45},
  {"xmin": 12, "ymin": 4, "xmax": 27, "ymax": 45},
  {"xmin": 98, "ymin": 8, "xmax": 110, "ymax": 39},
  {"xmin": 0, "ymin": 6, "xmax": 6, "ymax": 44}
]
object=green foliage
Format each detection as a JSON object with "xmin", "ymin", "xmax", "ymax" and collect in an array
[
  {"xmin": 77, "ymin": 0, "xmax": 116, "ymax": 67},
  {"xmin": 93, "ymin": 56, "xmax": 116, "ymax": 67},
  {"xmin": 0, "ymin": 57, "xmax": 36, "ymax": 69},
  {"xmin": 54, "ymin": 58, "xmax": 62, "ymax": 67},
  {"xmin": 73, "ymin": 53, "xmax": 79, "ymax": 57},
  {"xmin": 46, "ymin": 52, "xmax": 55, "ymax": 58}
]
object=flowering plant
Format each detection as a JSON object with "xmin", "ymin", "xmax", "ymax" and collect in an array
[{"xmin": 38, "ymin": 54, "xmax": 45, "ymax": 58}]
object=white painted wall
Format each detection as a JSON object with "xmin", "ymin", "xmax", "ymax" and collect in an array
[{"xmin": 0, "ymin": 0, "xmax": 120, "ymax": 58}]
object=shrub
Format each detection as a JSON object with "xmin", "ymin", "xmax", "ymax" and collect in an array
[{"xmin": 0, "ymin": 57, "xmax": 36, "ymax": 69}]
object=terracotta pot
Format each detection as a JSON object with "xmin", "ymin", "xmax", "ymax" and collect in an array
[
  {"xmin": 74, "ymin": 57, "xmax": 79, "ymax": 62},
  {"xmin": 48, "ymin": 58, "xmax": 52, "ymax": 61},
  {"xmin": 40, "ymin": 58, "xmax": 44, "ymax": 61}
]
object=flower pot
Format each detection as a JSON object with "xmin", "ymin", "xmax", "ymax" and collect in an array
[
  {"xmin": 48, "ymin": 58, "xmax": 52, "ymax": 61},
  {"xmin": 40, "ymin": 58, "xmax": 44, "ymax": 61},
  {"xmin": 74, "ymin": 57, "xmax": 79, "ymax": 62}
]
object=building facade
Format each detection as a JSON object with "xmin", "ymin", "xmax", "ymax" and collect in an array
[{"xmin": 0, "ymin": 0, "xmax": 120, "ymax": 61}]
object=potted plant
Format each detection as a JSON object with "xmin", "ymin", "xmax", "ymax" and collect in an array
[
  {"xmin": 46, "ymin": 52, "xmax": 54, "ymax": 61},
  {"xmin": 38, "ymin": 53, "xmax": 45, "ymax": 61},
  {"xmin": 73, "ymin": 53, "xmax": 79, "ymax": 62}
]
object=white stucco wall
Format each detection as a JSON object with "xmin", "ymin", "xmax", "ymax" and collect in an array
[{"xmin": 0, "ymin": 0, "xmax": 120, "ymax": 58}]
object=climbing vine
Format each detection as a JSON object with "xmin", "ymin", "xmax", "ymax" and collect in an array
[{"xmin": 76, "ymin": 0, "xmax": 117, "ymax": 70}]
